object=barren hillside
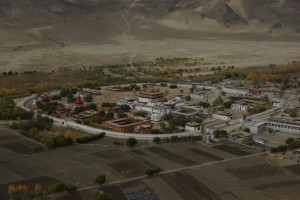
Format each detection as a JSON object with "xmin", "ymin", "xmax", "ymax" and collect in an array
[{"xmin": 0, "ymin": 0, "xmax": 299, "ymax": 71}]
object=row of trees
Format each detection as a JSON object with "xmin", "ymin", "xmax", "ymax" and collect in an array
[
  {"xmin": 76, "ymin": 132, "xmax": 106, "ymax": 143},
  {"xmin": 271, "ymin": 138, "xmax": 300, "ymax": 153},
  {"xmin": 36, "ymin": 99, "xmax": 65, "ymax": 114},
  {"xmin": 153, "ymin": 135, "xmax": 202, "ymax": 144},
  {"xmin": 0, "ymin": 99, "xmax": 33, "ymax": 120},
  {"xmin": 11, "ymin": 116, "xmax": 74, "ymax": 149},
  {"xmin": 8, "ymin": 182, "xmax": 77, "ymax": 200}
]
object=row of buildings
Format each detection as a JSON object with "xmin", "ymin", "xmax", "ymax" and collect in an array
[{"xmin": 250, "ymin": 117, "xmax": 300, "ymax": 134}]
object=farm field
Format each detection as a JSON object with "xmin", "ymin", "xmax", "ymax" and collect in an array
[
  {"xmin": 0, "ymin": 126, "xmax": 266, "ymax": 200},
  {"xmin": 44, "ymin": 155, "xmax": 300, "ymax": 200}
]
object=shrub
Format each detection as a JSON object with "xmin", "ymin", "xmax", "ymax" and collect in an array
[
  {"xmin": 94, "ymin": 175, "xmax": 106, "ymax": 185},
  {"xmin": 153, "ymin": 137, "xmax": 161, "ymax": 144},
  {"xmin": 76, "ymin": 132, "xmax": 106, "ymax": 143},
  {"xmin": 94, "ymin": 191, "xmax": 109, "ymax": 200},
  {"xmin": 126, "ymin": 137, "xmax": 137, "ymax": 147},
  {"xmin": 48, "ymin": 183, "xmax": 77, "ymax": 193},
  {"xmin": 146, "ymin": 167, "xmax": 161, "ymax": 176},
  {"xmin": 150, "ymin": 129, "xmax": 162, "ymax": 134}
]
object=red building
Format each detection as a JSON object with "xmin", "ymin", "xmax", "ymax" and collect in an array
[
  {"xmin": 101, "ymin": 117, "xmax": 152, "ymax": 133},
  {"xmin": 74, "ymin": 95, "xmax": 84, "ymax": 106}
]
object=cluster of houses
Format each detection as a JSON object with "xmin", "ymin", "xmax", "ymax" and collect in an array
[{"xmin": 35, "ymin": 83, "xmax": 300, "ymax": 141}]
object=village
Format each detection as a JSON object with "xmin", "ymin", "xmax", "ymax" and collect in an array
[{"xmin": 19, "ymin": 78, "xmax": 299, "ymax": 153}]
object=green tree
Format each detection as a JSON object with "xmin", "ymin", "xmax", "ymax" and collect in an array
[
  {"xmin": 185, "ymin": 96, "xmax": 191, "ymax": 101},
  {"xmin": 223, "ymin": 100, "xmax": 235, "ymax": 109},
  {"xmin": 117, "ymin": 112, "xmax": 127, "ymax": 118},
  {"xmin": 84, "ymin": 94, "xmax": 93, "ymax": 102},
  {"xmin": 153, "ymin": 137, "xmax": 161, "ymax": 144},
  {"xmin": 213, "ymin": 96, "xmax": 224, "ymax": 106},
  {"xmin": 126, "ymin": 137, "xmax": 137, "ymax": 147},
  {"xmin": 120, "ymin": 105, "xmax": 131, "ymax": 112},
  {"xmin": 150, "ymin": 129, "xmax": 162, "ymax": 134},
  {"xmin": 94, "ymin": 191, "xmax": 109, "ymax": 200},
  {"xmin": 94, "ymin": 175, "xmax": 106, "ymax": 185}
]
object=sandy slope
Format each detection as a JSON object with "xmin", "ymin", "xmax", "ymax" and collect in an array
[{"xmin": 0, "ymin": 0, "xmax": 300, "ymax": 72}]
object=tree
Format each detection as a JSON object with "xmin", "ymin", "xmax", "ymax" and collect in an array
[
  {"xmin": 198, "ymin": 101, "xmax": 210, "ymax": 108},
  {"xmin": 185, "ymin": 96, "xmax": 191, "ymax": 101},
  {"xmin": 84, "ymin": 94, "xmax": 93, "ymax": 102},
  {"xmin": 134, "ymin": 86, "xmax": 140, "ymax": 91},
  {"xmin": 126, "ymin": 137, "xmax": 137, "ymax": 147},
  {"xmin": 150, "ymin": 129, "xmax": 162, "ymax": 134},
  {"xmin": 213, "ymin": 96, "xmax": 224, "ymax": 106},
  {"xmin": 94, "ymin": 175, "xmax": 106, "ymax": 185},
  {"xmin": 120, "ymin": 104, "xmax": 131, "ymax": 112},
  {"xmin": 160, "ymin": 122, "xmax": 166, "ymax": 129},
  {"xmin": 153, "ymin": 137, "xmax": 161, "ymax": 144},
  {"xmin": 102, "ymin": 102, "xmax": 111, "ymax": 107},
  {"xmin": 146, "ymin": 167, "xmax": 161, "ymax": 176},
  {"xmin": 104, "ymin": 112, "xmax": 114, "ymax": 120},
  {"xmin": 135, "ymin": 111, "xmax": 147, "ymax": 117},
  {"xmin": 94, "ymin": 191, "xmax": 109, "ymax": 200},
  {"xmin": 223, "ymin": 100, "xmax": 235, "ymax": 109},
  {"xmin": 117, "ymin": 112, "xmax": 127, "ymax": 118},
  {"xmin": 99, "ymin": 110, "xmax": 106, "ymax": 117},
  {"xmin": 33, "ymin": 183, "xmax": 42, "ymax": 196}
]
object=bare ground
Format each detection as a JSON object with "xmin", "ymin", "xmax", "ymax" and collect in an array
[{"xmin": 0, "ymin": 13, "xmax": 300, "ymax": 72}]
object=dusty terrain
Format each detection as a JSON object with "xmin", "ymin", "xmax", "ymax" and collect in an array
[{"xmin": 0, "ymin": 0, "xmax": 300, "ymax": 72}]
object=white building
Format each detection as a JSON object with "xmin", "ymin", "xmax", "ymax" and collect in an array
[
  {"xmin": 135, "ymin": 103, "xmax": 171, "ymax": 116},
  {"xmin": 191, "ymin": 91, "xmax": 214, "ymax": 99},
  {"xmin": 252, "ymin": 136, "xmax": 267, "ymax": 144},
  {"xmin": 250, "ymin": 118, "xmax": 300, "ymax": 134},
  {"xmin": 118, "ymin": 100, "xmax": 136, "ymax": 109},
  {"xmin": 212, "ymin": 112, "xmax": 233, "ymax": 121},
  {"xmin": 231, "ymin": 103, "xmax": 249, "ymax": 111},
  {"xmin": 185, "ymin": 122, "xmax": 201, "ymax": 132},
  {"xmin": 250, "ymin": 122, "xmax": 267, "ymax": 134},
  {"xmin": 267, "ymin": 118, "xmax": 300, "ymax": 134}
]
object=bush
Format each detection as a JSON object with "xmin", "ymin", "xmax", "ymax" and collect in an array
[
  {"xmin": 153, "ymin": 137, "xmax": 161, "ymax": 144},
  {"xmin": 84, "ymin": 94, "xmax": 93, "ymax": 102},
  {"xmin": 223, "ymin": 100, "xmax": 235, "ymax": 109},
  {"xmin": 76, "ymin": 132, "xmax": 106, "ymax": 143},
  {"xmin": 0, "ymin": 99, "xmax": 34, "ymax": 120},
  {"xmin": 198, "ymin": 101, "xmax": 210, "ymax": 108},
  {"xmin": 126, "ymin": 137, "xmax": 137, "ymax": 147},
  {"xmin": 150, "ymin": 129, "xmax": 162, "ymax": 135},
  {"xmin": 146, "ymin": 167, "xmax": 161, "ymax": 176},
  {"xmin": 94, "ymin": 175, "xmax": 106, "ymax": 185},
  {"xmin": 48, "ymin": 183, "xmax": 77, "ymax": 193},
  {"xmin": 244, "ymin": 128, "xmax": 250, "ymax": 133},
  {"xmin": 42, "ymin": 135, "xmax": 73, "ymax": 149},
  {"xmin": 117, "ymin": 112, "xmax": 127, "ymax": 118},
  {"xmin": 94, "ymin": 191, "xmax": 109, "ymax": 200},
  {"xmin": 119, "ymin": 105, "xmax": 131, "ymax": 112},
  {"xmin": 185, "ymin": 96, "xmax": 191, "ymax": 101}
]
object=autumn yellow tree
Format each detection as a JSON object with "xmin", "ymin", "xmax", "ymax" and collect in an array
[{"xmin": 246, "ymin": 72, "xmax": 258, "ymax": 80}]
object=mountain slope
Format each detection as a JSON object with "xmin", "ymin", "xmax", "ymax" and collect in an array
[{"xmin": 0, "ymin": 0, "xmax": 299, "ymax": 32}]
